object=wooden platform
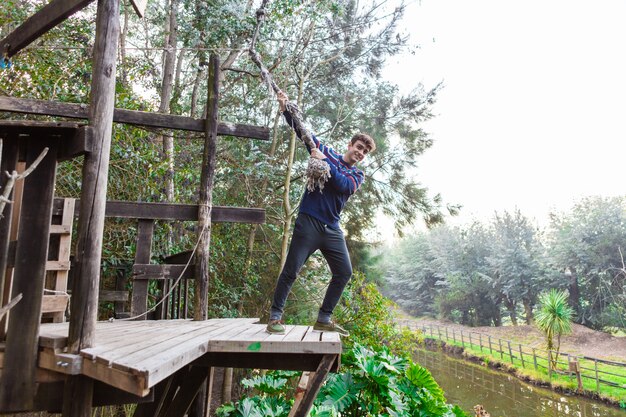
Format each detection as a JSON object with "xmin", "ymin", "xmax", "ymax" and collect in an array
[{"xmin": 37, "ymin": 318, "xmax": 342, "ymax": 397}]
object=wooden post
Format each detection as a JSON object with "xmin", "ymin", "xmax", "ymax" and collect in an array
[
  {"xmin": 478, "ymin": 333, "xmax": 483, "ymax": 352},
  {"xmin": 130, "ymin": 219, "xmax": 155, "ymax": 318},
  {"xmin": 594, "ymin": 359, "xmax": 599, "ymax": 392},
  {"xmin": 498, "ymin": 338, "xmax": 503, "ymax": 359},
  {"xmin": 64, "ymin": 0, "xmax": 120, "ymax": 416},
  {"xmin": 460, "ymin": 330, "xmax": 464, "ymax": 348},
  {"xmin": 194, "ymin": 53, "xmax": 219, "ymax": 321},
  {"xmin": 437, "ymin": 326, "xmax": 441, "ymax": 340},
  {"xmin": 452, "ymin": 328, "xmax": 456, "ymax": 343},
  {"xmin": 532, "ymin": 348, "xmax": 538, "ymax": 371},
  {"xmin": 548, "ymin": 352, "xmax": 552, "ymax": 381},
  {"xmin": 0, "ymin": 138, "xmax": 58, "ymax": 410},
  {"xmin": 468, "ymin": 332, "xmax": 472, "ymax": 348},
  {"xmin": 445, "ymin": 327, "xmax": 448, "ymax": 340},
  {"xmin": 518, "ymin": 344, "xmax": 525, "ymax": 368},
  {"xmin": 507, "ymin": 341, "xmax": 514, "ymax": 363},
  {"xmin": 488, "ymin": 336, "xmax": 493, "ymax": 354},
  {"xmin": 290, "ymin": 355, "xmax": 335, "ymax": 417}
]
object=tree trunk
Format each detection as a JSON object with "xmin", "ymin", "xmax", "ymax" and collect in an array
[
  {"xmin": 504, "ymin": 297, "xmax": 518, "ymax": 325},
  {"xmin": 523, "ymin": 298, "xmax": 533, "ymax": 324},
  {"xmin": 159, "ymin": 0, "xmax": 178, "ymax": 205},
  {"xmin": 567, "ymin": 268, "xmax": 582, "ymax": 323},
  {"xmin": 278, "ymin": 79, "xmax": 304, "ymax": 269}
]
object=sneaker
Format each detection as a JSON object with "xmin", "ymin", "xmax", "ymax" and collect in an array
[
  {"xmin": 266, "ymin": 319, "xmax": 286, "ymax": 334},
  {"xmin": 313, "ymin": 320, "xmax": 349, "ymax": 337}
]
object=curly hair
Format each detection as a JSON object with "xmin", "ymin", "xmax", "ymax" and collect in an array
[{"xmin": 350, "ymin": 133, "xmax": 376, "ymax": 152}]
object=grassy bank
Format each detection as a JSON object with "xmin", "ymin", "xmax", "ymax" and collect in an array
[{"xmin": 420, "ymin": 333, "xmax": 626, "ymax": 407}]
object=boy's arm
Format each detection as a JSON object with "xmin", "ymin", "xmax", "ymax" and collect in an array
[
  {"xmin": 277, "ymin": 91, "xmax": 321, "ymax": 153},
  {"xmin": 311, "ymin": 148, "xmax": 363, "ymax": 195},
  {"xmin": 325, "ymin": 163, "xmax": 364, "ymax": 195}
]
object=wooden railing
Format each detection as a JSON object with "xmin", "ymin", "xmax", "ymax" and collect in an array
[{"xmin": 400, "ymin": 321, "xmax": 626, "ymax": 394}]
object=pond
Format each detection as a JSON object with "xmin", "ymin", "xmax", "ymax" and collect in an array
[{"xmin": 413, "ymin": 349, "xmax": 626, "ymax": 417}]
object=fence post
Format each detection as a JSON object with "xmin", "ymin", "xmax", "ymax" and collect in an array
[
  {"xmin": 548, "ymin": 351, "xmax": 552, "ymax": 381},
  {"xmin": 479, "ymin": 333, "xmax": 483, "ymax": 352},
  {"xmin": 532, "ymin": 348, "xmax": 538, "ymax": 371},
  {"xmin": 430, "ymin": 326, "xmax": 434, "ymax": 338},
  {"xmin": 488, "ymin": 336, "xmax": 493, "ymax": 354},
  {"xmin": 460, "ymin": 330, "xmax": 465, "ymax": 348},
  {"xmin": 445, "ymin": 327, "xmax": 449, "ymax": 340},
  {"xmin": 518, "ymin": 344, "xmax": 525, "ymax": 368},
  {"xmin": 594, "ymin": 359, "xmax": 600, "ymax": 392},
  {"xmin": 437, "ymin": 326, "xmax": 442, "ymax": 340},
  {"xmin": 452, "ymin": 328, "xmax": 456, "ymax": 343},
  {"xmin": 498, "ymin": 338, "xmax": 504, "ymax": 359},
  {"xmin": 468, "ymin": 332, "xmax": 473, "ymax": 348},
  {"xmin": 507, "ymin": 341, "xmax": 514, "ymax": 363}
]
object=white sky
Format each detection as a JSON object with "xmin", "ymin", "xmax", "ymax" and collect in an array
[{"xmin": 379, "ymin": 0, "xmax": 626, "ymax": 235}]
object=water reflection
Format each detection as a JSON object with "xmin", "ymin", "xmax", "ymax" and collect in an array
[{"xmin": 413, "ymin": 349, "xmax": 626, "ymax": 417}]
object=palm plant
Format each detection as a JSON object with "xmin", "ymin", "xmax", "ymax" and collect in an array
[{"xmin": 534, "ymin": 289, "xmax": 574, "ymax": 367}]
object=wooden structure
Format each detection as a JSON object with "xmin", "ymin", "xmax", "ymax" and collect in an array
[{"xmin": 0, "ymin": 1, "xmax": 342, "ymax": 417}]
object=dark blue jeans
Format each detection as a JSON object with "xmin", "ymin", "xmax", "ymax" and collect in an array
[{"xmin": 270, "ymin": 213, "xmax": 352, "ymax": 323}]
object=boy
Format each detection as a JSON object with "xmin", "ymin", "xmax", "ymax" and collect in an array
[{"xmin": 267, "ymin": 91, "xmax": 375, "ymax": 336}]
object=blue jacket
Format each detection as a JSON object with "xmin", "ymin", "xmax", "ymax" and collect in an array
[{"xmin": 283, "ymin": 110, "xmax": 365, "ymax": 229}]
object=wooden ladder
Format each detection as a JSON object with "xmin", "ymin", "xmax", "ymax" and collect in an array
[{"xmin": 41, "ymin": 198, "xmax": 74, "ymax": 323}]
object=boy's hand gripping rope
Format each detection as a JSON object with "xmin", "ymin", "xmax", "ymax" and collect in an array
[{"xmin": 248, "ymin": 1, "xmax": 331, "ymax": 192}]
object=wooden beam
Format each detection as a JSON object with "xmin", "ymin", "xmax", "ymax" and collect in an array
[
  {"xmin": 52, "ymin": 199, "xmax": 265, "ymax": 223},
  {"xmin": 132, "ymin": 264, "xmax": 194, "ymax": 281},
  {"xmin": 290, "ymin": 355, "xmax": 336, "ymax": 417},
  {"xmin": 193, "ymin": 352, "xmax": 340, "ymax": 373},
  {"xmin": 129, "ymin": 0, "xmax": 148, "ymax": 17},
  {"xmin": 0, "ymin": 0, "xmax": 95, "ymax": 58},
  {"xmin": 98, "ymin": 290, "xmax": 128, "ymax": 302},
  {"xmin": 162, "ymin": 366, "xmax": 208, "ymax": 417},
  {"xmin": 0, "ymin": 97, "xmax": 270, "ymax": 140}
]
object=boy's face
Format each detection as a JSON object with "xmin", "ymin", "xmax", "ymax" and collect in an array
[{"xmin": 343, "ymin": 139, "xmax": 371, "ymax": 166}]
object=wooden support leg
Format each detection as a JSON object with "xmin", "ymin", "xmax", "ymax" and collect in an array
[
  {"xmin": 289, "ymin": 355, "xmax": 336, "ymax": 417},
  {"xmin": 0, "ymin": 138, "xmax": 58, "ymax": 411},
  {"xmin": 133, "ymin": 377, "xmax": 173, "ymax": 417},
  {"xmin": 161, "ymin": 366, "xmax": 209, "ymax": 417}
]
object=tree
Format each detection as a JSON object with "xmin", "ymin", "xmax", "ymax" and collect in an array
[
  {"xmin": 534, "ymin": 289, "xmax": 574, "ymax": 367},
  {"xmin": 487, "ymin": 210, "xmax": 544, "ymax": 325},
  {"xmin": 547, "ymin": 196, "xmax": 626, "ymax": 330}
]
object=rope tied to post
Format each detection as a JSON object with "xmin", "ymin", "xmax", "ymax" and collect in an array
[{"xmin": 248, "ymin": 0, "xmax": 331, "ymax": 192}]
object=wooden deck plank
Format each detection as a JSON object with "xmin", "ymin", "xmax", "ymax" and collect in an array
[
  {"xmin": 83, "ymin": 320, "xmax": 230, "ymax": 361},
  {"xmin": 302, "ymin": 327, "xmax": 322, "ymax": 342},
  {"xmin": 282, "ymin": 325, "xmax": 309, "ymax": 342},
  {"xmin": 36, "ymin": 318, "xmax": 341, "ymax": 397},
  {"xmin": 114, "ymin": 319, "xmax": 257, "ymax": 370}
]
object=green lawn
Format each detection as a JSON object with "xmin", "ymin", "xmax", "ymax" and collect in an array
[{"xmin": 420, "ymin": 328, "xmax": 626, "ymax": 404}]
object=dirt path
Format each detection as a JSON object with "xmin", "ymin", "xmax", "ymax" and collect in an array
[{"xmin": 398, "ymin": 315, "xmax": 626, "ymax": 362}]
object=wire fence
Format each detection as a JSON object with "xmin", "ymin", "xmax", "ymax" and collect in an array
[{"xmin": 400, "ymin": 321, "xmax": 626, "ymax": 395}]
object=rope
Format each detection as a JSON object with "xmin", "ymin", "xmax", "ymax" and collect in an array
[
  {"xmin": 248, "ymin": 1, "xmax": 331, "ymax": 192},
  {"xmin": 109, "ymin": 224, "xmax": 207, "ymax": 322}
]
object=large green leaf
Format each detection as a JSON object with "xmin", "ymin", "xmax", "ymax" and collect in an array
[
  {"xmin": 405, "ymin": 363, "xmax": 445, "ymax": 403},
  {"xmin": 320, "ymin": 373, "xmax": 357, "ymax": 412},
  {"xmin": 241, "ymin": 375, "xmax": 288, "ymax": 395}
]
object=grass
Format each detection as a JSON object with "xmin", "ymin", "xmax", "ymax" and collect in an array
[{"xmin": 421, "ymin": 328, "xmax": 626, "ymax": 405}]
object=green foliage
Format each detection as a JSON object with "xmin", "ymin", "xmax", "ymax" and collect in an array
[
  {"xmin": 535, "ymin": 289, "xmax": 574, "ymax": 363},
  {"xmin": 336, "ymin": 272, "xmax": 422, "ymax": 355}
]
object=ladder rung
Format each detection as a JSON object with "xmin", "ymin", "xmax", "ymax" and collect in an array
[
  {"xmin": 49, "ymin": 225, "xmax": 72, "ymax": 234},
  {"xmin": 46, "ymin": 261, "xmax": 70, "ymax": 271}
]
